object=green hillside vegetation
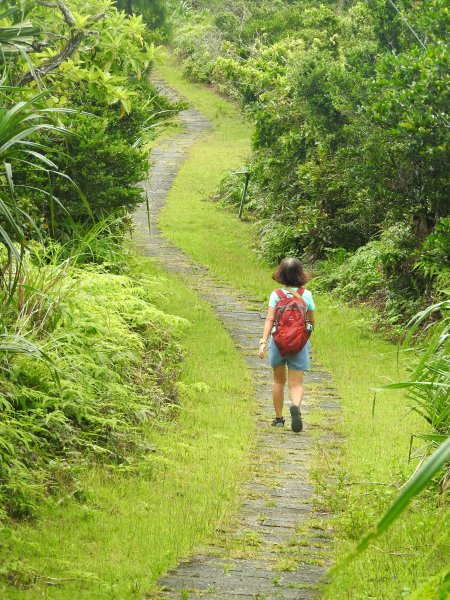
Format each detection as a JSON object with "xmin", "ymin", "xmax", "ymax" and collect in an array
[
  {"xmin": 167, "ymin": 0, "xmax": 449, "ymax": 335},
  {"xmin": 0, "ymin": 2, "xmax": 255, "ymax": 595},
  {"xmin": 0, "ymin": 1, "xmax": 448, "ymax": 598},
  {"xmin": 0, "ymin": 0, "xmax": 179, "ymax": 522}
]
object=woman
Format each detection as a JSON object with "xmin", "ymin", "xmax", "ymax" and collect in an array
[{"xmin": 259, "ymin": 257, "xmax": 315, "ymax": 432}]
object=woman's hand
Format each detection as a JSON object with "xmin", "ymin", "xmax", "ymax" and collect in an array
[
  {"xmin": 260, "ymin": 309, "xmax": 275, "ymax": 359},
  {"xmin": 259, "ymin": 340, "xmax": 267, "ymax": 359}
]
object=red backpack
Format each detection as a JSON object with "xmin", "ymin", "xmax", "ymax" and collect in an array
[{"xmin": 271, "ymin": 288, "xmax": 310, "ymax": 356}]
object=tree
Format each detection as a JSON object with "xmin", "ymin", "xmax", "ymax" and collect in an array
[{"xmin": 115, "ymin": 0, "xmax": 167, "ymax": 31}]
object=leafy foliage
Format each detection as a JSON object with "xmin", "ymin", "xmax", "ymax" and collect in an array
[
  {"xmin": 0, "ymin": 248, "xmax": 187, "ymax": 520},
  {"xmin": 1, "ymin": 0, "xmax": 178, "ymax": 234},
  {"xmin": 0, "ymin": 86, "xmax": 79, "ymax": 305},
  {"xmin": 379, "ymin": 298, "xmax": 450, "ymax": 448},
  {"xmin": 43, "ymin": 7, "xmax": 157, "ymax": 116},
  {"xmin": 0, "ymin": 0, "xmax": 184, "ymax": 523},
  {"xmin": 17, "ymin": 110, "xmax": 148, "ymax": 225},
  {"xmin": 170, "ymin": 0, "xmax": 450, "ymax": 330},
  {"xmin": 116, "ymin": 0, "xmax": 169, "ymax": 38}
]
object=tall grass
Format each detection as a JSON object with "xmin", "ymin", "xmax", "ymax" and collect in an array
[
  {"xmin": 399, "ymin": 298, "xmax": 450, "ymax": 446},
  {"xmin": 0, "ymin": 85, "xmax": 86, "ymax": 309},
  {"xmin": 341, "ymin": 297, "xmax": 449, "ymax": 599}
]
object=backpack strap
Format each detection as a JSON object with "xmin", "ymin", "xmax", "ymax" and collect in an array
[
  {"xmin": 287, "ymin": 287, "xmax": 305, "ymax": 300},
  {"xmin": 275, "ymin": 288, "xmax": 287, "ymax": 300}
]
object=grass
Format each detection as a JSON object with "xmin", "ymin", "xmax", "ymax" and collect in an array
[
  {"xmin": 313, "ymin": 300, "xmax": 449, "ymax": 598},
  {"xmin": 152, "ymin": 51, "xmax": 450, "ymax": 598},
  {"xmin": 0, "ymin": 258, "xmax": 254, "ymax": 599}
]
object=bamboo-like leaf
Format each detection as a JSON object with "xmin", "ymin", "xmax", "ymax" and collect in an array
[
  {"xmin": 361, "ymin": 437, "xmax": 450, "ymax": 546},
  {"xmin": 415, "ymin": 433, "xmax": 448, "ymax": 444},
  {"xmin": 4, "ymin": 161, "xmax": 14, "ymax": 197},
  {"xmin": 17, "ymin": 207, "xmax": 44, "ymax": 242},
  {"xmin": 23, "ymin": 149, "xmax": 58, "ymax": 168},
  {"xmin": 375, "ymin": 381, "xmax": 450, "ymax": 390},
  {"xmin": 0, "ymin": 191, "xmax": 23, "ymax": 236},
  {"xmin": 339, "ymin": 437, "xmax": 450, "ymax": 567},
  {"xmin": 0, "ymin": 223, "xmax": 21, "ymax": 261},
  {"xmin": 46, "ymin": 170, "xmax": 93, "ymax": 220},
  {"xmin": 0, "ymin": 334, "xmax": 60, "ymax": 386}
]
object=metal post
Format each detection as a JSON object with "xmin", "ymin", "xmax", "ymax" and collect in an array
[{"xmin": 230, "ymin": 169, "xmax": 251, "ymax": 219}]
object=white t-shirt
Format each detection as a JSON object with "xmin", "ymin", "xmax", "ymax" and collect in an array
[{"xmin": 268, "ymin": 287, "xmax": 315, "ymax": 312}]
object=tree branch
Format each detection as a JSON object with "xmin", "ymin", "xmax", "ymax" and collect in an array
[
  {"xmin": 56, "ymin": 0, "xmax": 76, "ymax": 27},
  {"xmin": 36, "ymin": 0, "xmax": 76, "ymax": 27},
  {"xmin": 88, "ymin": 12, "xmax": 107, "ymax": 24},
  {"xmin": 17, "ymin": 1, "xmax": 107, "ymax": 86},
  {"xmin": 31, "ymin": 38, "xmax": 50, "ymax": 52},
  {"xmin": 19, "ymin": 31, "xmax": 88, "ymax": 85},
  {"xmin": 36, "ymin": 1, "xmax": 58, "ymax": 7}
]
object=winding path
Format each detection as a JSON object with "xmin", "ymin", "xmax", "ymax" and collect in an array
[{"xmin": 133, "ymin": 74, "xmax": 340, "ymax": 600}]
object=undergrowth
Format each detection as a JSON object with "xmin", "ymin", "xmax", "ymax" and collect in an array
[
  {"xmin": 313, "ymin": 220, "xmax": 450, "ymax": 339},
  {"xmin": 0, "ymin": 243, "xmax": 187, "ymax": 521}
]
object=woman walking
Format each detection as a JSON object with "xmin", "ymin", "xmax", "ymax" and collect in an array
[{"xmin": 259, "ymin": 258, "xmax": 315, "ymax": 432}]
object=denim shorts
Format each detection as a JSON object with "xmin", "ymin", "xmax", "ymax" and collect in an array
[{"xmin": 268, "ymin": 338, "xmax": 310, "ymax": 371}]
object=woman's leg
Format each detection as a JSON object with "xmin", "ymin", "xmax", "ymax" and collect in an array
[
  {"xmin": 272, "ymin": 365, "xmax": 287, "ymax": 417},
  {"xmin": 287, "ymin": 369, "xmax": 304, "ymax": 407}
]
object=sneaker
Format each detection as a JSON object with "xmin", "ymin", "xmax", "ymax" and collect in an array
[
  {"xmin": 290, "ymin": 405, "xmax": 303, "ymax": 433},
  {"xmin": 271, "ymin": 417, "xmax": 285, "ymax": 427}
]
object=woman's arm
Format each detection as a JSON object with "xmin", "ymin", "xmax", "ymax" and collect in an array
[{"xmin": 259, "ymin": 307, "xmax": 276, "ymax": 359}]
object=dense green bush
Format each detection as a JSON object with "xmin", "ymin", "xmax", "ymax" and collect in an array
[
  {"xmin": 30, "ymin": 111, "xmax": 148, "ymax": 224},
  {"xmin": 0, "ymin": 247, "xmax": 187, "ymax": 520},
  {"xmin": 258, "ymin": 221, "xmax": 301, "ymax": 263},
  {"xmin": 116, "ymin": 0, "xmax": 168, "ymax": 36},
  {"xmin": 314, "ymin": 225, "xmax": 428, "ymax": 333},
  {"xmin": 174, "ymin": 14, "xmax": 222, "ymax": 82},
  {"xmin": 0, "ymin": 0, "xmax": 186, "ymax": 523},
  {"xmin": 170, "ymin": 0, "xmax": 450, "ymax": 330},
  {"xmin": 415, "ymin": 217, "xmax": 450, "ymax": 294},
  {"xmin": 13, "ymin": 108, "xmax": 148, "ymax": 228},
  {"xmin": 19, "ymin": 77, "xmax": 179, "ymax": 227}
]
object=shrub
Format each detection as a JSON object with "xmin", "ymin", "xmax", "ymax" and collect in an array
[
  {"xmin": 258, "ymin": 220, "xmax": 301, "ymax": 264},
  {"xmin": 69, "ymin": 76, "xmax": 180, "ymax": 146},
  {"xmin": 314, "ymin": 225, "xmax": 429, "ymax": 333},
  {"xmin": 415, "ymin": 217, "xmax": 450, "ymax": 296},
  {"xmin": 19, "ymin": 111, "xmax": 148, "ymax": 227},
  {"xmin": 214, "ymin": 11, "xmax": 241, "ymax": 42},
  {"xmin": 61, "ymin": 112, "xmax": 148, "ymax": 219},
  {"xmin": 0, "ymin": 248, "xmax": 188, "ymax": 520},
  {"xmin": 332, "ymin": 240, "xmax": 385, "ymax": 300},
  {"xmin": 174, "ymin": 16, "xmax": 223, "ymax": 82}
]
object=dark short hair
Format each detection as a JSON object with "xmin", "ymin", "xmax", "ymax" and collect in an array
[{"xmin": 272, "ymin": 257, "xmax": 309, "ymax": 287}]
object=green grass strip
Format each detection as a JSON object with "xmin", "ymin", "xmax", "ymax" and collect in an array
[
  {"xmin": 156, "ymin": 50, "xmax": 269, "ymax": 299},
  {"xmin": 0, "ymin": 259, "xmax": 254, "ymax": 599}
]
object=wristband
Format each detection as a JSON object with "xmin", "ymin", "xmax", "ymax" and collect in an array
[{"xmin": 259, "ymin": 339, "xmax": 267, "ymax": 345}]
